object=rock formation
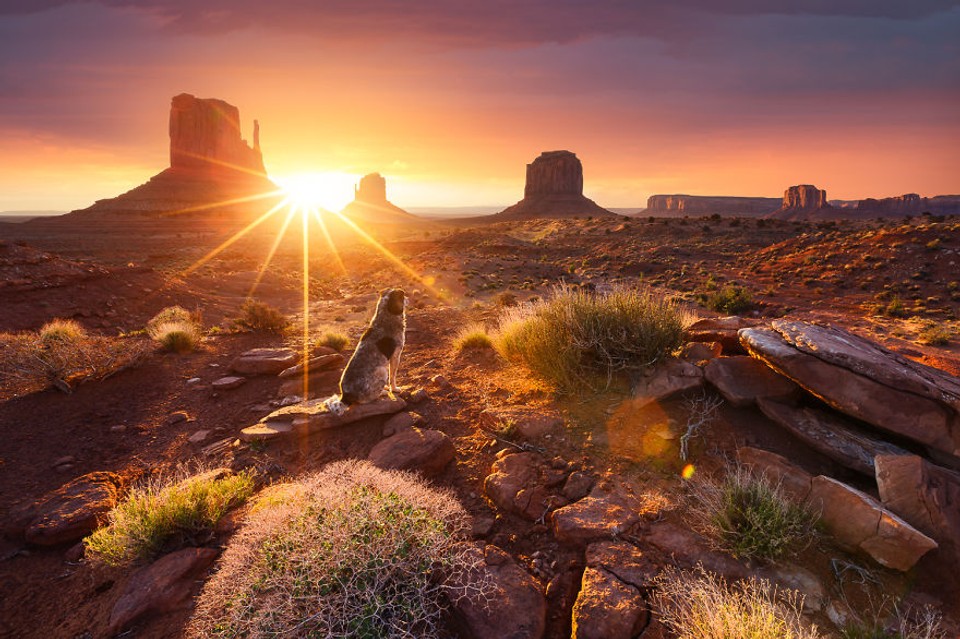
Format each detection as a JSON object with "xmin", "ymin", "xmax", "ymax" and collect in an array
[
  {"xmin": 768, "ymin": 185, "xmax": 832, "ymax": 220},
  {"xmin": 496, "ymin": 151, "xmax": 614, "ymax": 219},
  {"xmin": 644, "ymin": 195, "xmax": 780, "ymax": 218},
  {"xmin": 854, "ymin": 193, "xmax": 960, "ymax": 218},
  {"xmin": 339, "ymin": 172, "xmax": 418, "ymax": 223},
  {"xmin": 66, "ymin": 94, "xmax": 278, "ymax": 220}
]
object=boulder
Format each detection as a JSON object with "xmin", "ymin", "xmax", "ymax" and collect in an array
[
  {"xmin": 633, "ymin": 358, "xmax": 703, "ymax": 408},
  {"xmin": 240, "ymin": 396, "xmax": 406, "ymax": 442},
  {"xmin": 808, "ymin": 475, "xmax": 937, "ymax": 571},
  {"xmin": 211, "ymin": 376, "xmax": 246, "ymax": 390},
  {"xmin": 23, "ymin": 472, "xmax": 123, "ymax": 546},
  {"xmin": 704, "ymin": 356, "xmax": 799, "ymax": 407},
  {"xmin": 551, "ymin": 482, "xmax": 643, "ymax": 545},
  {"xmin": 448, "ymin": 544, "xmax": 546, "ymax": 639},
  {"xmin": 686, "ymin": 316, "xmax": 758, "ymax": 354},
  {"xmin": 230, "ymin": 348, "xmax": 298, "ymax": 376},
  {"xmin": 644, "ymin": 521, "xmax": 749, "ymax": 580},
  {"xmin": 757, "ymin": 399, "xmax": 909, "ymax": 476},
  {"xmin": 741, "ymin": 321, "xmax": 960, "ymax": 460},
  {"xmin": 368, "ymin": 428, "xmax": 455, "ymax": 477},
  {"xmin": 736, "ymin": 447, "xmax": 814, "ymax": 502},
  {"xmin": 875, "ymin": 454, "xmax": 960, "ymax": 565},
  {"xmin": 484, "ymin": 452, "xmax": 558, "ymax": 521},
  {"xmin": 679, "ymin": 341, "xmax": 722, "ymax": 364},
  {"xmin": 562, "ymin": 471, "xmax": 595, "ymax": 501},
  {"xmin": 107, "ymin": 547, "xmax": 219, "ymax": 635},
  {"xmin": 572, "ymin": 566, "xmax": 647, "ymax": 639}
]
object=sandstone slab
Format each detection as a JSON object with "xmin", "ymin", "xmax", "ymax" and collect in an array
[
  {"xmin": 551, "ymin": 483, "xmax": 642, "ymax": 545},
  {"xmin": 808, "ymin": 475, "xmax": 937, "ymax": 571},
  {"xmin": 484, "ymin": 452, "xmax": 558, "ymax": 521},
  {"xmin": 572, "ymin": 566, "xmax": 647, "ymax": 639},
  {"xmin": 108, "ymin": 547, "xmax": 218, "ymax": 635},
  {"xmin": 278, "ymin": 353, "xmax": 345, "ymax": 379},
  {"xmin": 368, "ymin": 427, "xmax": 455, "ymax": 477},
  {"xmin": 736, "ymin": 447, "xmax": 814, "ymax": 502},
  {"xmin": 686, "ymin": 316, "xmax": 758, "ymax": 354},
  {"xmin": 211, "ymin": 376, "xmax": 246, "ymax": 390},
  {"xmin": 633, "ymin": 358, "xmax": 703, "ymax": 408},
  {"xmin": 230, "ymin": 348, "xmax": 298, "ymax": 376},
  {"xmin": 585, "ymin": 540, "xmax": 657, "ymax": 589},
  {"xmin": 644, "ymin": 521, "xmax": 749, "ymax": 580},
  {"xmin": 741, "ymin": 320, "xmax": 960, "ymax": 459},
  {"xmin": 24, "ymin": 472, "xmax": 123, "ymax": 546},
  {"xmin": 704, "ymin": 356, "xmax": 799, "ymax": 407},
  {"xmin": 240, "ymin": 396, "xmax": 406, "ymax": 442}
]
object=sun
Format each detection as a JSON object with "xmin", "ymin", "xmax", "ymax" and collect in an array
[{"xmin": 273, "ymin": 172, "xmax": 358, "ymax": 211}]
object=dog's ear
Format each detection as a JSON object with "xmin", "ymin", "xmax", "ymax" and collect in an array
[{"xmin": 386, "ymin": 289, "xmax": 405, "ymax": 315}]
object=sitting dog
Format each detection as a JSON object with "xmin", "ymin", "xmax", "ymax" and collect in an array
[{"xmin": 326, "ymin": 288, "xmax": 406, "ymax": 416}]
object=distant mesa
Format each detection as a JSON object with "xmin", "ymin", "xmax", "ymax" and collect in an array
[
  {"xmin": 496, "ymin": 150, "xmax": 614, "ymax": 219},
  {"xmin": 338, "ymin": 173, "xmax": 418, "ymax": 223},
  {"xmin": 854, "ymin": 193, "xmax": 960, "ymax": 218},
  {"xmin": 767, "ymin": 184, "xmax": 833, "ymax": 221},
  {"xmin": 644, "ymin": 195, "xmax": 780, "ymax": 218},
  {"xmin": 65, "ymin": 93, "xmax": 278, "ymax": 220}
]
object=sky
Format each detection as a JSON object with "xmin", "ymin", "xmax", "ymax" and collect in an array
[{"xmin": 1, "ymin": 0, "xmax": 958, "ymax": 211}]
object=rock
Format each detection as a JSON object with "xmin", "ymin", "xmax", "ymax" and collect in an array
[
  {"xmin": 644, "ymin": 195, "xmax": 781, "ymax": 217},
  {"xmin": 166, "ymin": 411, "xmax": 190, "ymax": 425},
  {"xmin": 52, "ymin": 455, "xmax": 76, "ymax": 468},
  {"xmin": 736, "ymin": 447, "xmax": 813, "ymax": 502},
  {"xmin": 24, "ymin": 471, "xmax": 123, "ymax": 546},
  {"xmin": 741, "ymin": 320, "xmax": 960, "ymax": 460},
  {"xmin": 448, "ymin": 543, "xmax": 546, "ymax": 639},
  {"xmin": 188, "ymin": 430, "xmax": 210, "ymax": 444},
  {"xmin": 230, "ymin": 348, "xmax": 298, "ymax": 376},
  {"xmin": 686, "ymin": 316, "xmax": 758, "ymax": 354},
  {"xmin": 107, "ymin": 547, "xmax": 219, "ymax": 636},
  {"xmin": 240, "ymin": 396, "xmax": 406, "ymax": 442},
  {"xmin": 644, "ymin": 521, "xmax": 749, "ymax": 580},
  {"xmin": 551, "ymin": 482, "xmax": 643, "ymax": 545},
  {"xmin": 169, "ymin": 93, "xmax": 264, "ymax": 174},
  {"xmin": 277, "ymin": 369, "xmax": 341, "ymax": 399},
  {"xmin": 484, "ymin": 452, "xmax": 555, "ymax": 520},
  {"xmin": 633, "ymin": 358, "xmax": 703, "ymax": 407},
  {"xmin": 875, "ymin": 454, "xmax": 960, "ymax": 567},
  {"xmin": 679, "ymin": 341, "xmax": 723, "ymax": 364},
  {"xmin": 480, "ymin": 407, "xmax": 562, "ymax": 440},
  {"xmin": 496, "ymin": 151, "xmax": 614, "ymax": 219},
  {"xmin": 759, "ymin": 564, "xmax": 824, "ymax": 612},
  {"xmin": 757, "ymin": 399, "xmax": 909, "ymax": 476},
  {"xmin": 562, "ymin": 471, "xmax": 595, "ymax": 501},
  {"xmin": 277, "ymin": 353, "xmax": 345, "ymax": 379},
  {"xmin": 808, "ymin": 475, "xmax": 937, "ymax": 571},
  {"xmin": 382, "ymin": 411, "xmax": 417, "ymax": 436},
  {"xmin": 211, "ymin": 376, "xmax": 246, "ymax": 390},
  {"xmin": 769, "ymin": 184, "xmax": 832, "ymax": 221},
  {"xmin": 340, "ymin": 173, "xmax": 417, "ymax": 223},
  {"xmin": 704, "ymin": 356, "xmax": 799, "ymax": 407},
  {"xmin": 585, "ymin": 540, "xmax": 657, "ymax": 589},
  {"xmin": 571, "ymin": 566, "xmax": 647, "ymax": 639},
  {"xmin": 368, "ymin": 428, "xmax": 455, "ymax": 477}
]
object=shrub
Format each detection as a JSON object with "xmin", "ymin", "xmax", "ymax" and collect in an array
[
  {"xmin": 705, "ymin": 285, "xmax": 754, "ymax": 315},
  {"xmin": 654, "ymin": 566, "xmax": 822, "ymax": 639},
  {"xmin": 235, "ymin": 299, "xmax": 288, "ymax": 332},
  {"xmin": 494, "ymin": 284, "xmax": 689, "ymax": 393},
  {"xmin": 495, "ymin": 291, "xmax": 519, "ymax": 308},
  {"xmin": 38, "ymin": 318, "xmax": 87, "ymax": 345},
  {"xmin": 685, "ymin": 466, "xmax": 818, "ymax": 561},
  {"xmin": 917, "ymin": 322, "xmax": 951, "ymax": 346},
  {"xmin": 146, "ymin": 306, "xmax": 202, "ymax": 353},
  {"xmin": 841, "ymin": 606, "xmax": 947, "ymax": 639},
  {"xmin": 316, "ymin": 330, "xmax": 349, "ymax": 351},
  {"xmin": 85, "ymin": 468, "xmax": 255, "ymax": 566},
  {"xmin": 188, "ymin": 460, "xmax": 487, "ymax": 639},
  {"xmin": 453, "ymin": 324, "xmax": 494, "ymax": 352}
]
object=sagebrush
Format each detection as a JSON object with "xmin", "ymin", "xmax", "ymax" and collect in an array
[
  {"xmin": 236, "ymin": 300, "xmax": 288, "ymax": 332},
  {"xmin": 188, "ymin": 460, "xmax": 489, "ymax": 639},
  {"xmin": 453, "ymin": 324, "xmax": 494, "ymax": 352},
  {"xmin": 494, "ymin": 284, "xmax": 689, "ymax": 392}
]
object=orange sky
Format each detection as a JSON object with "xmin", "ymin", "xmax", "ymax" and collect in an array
[{"xmin": 1, "ymin": 2, "xmax": 958, "ymax": 211}]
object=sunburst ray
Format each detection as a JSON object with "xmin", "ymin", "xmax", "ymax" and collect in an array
[
  {"xmin": 310, "ymin": 207, "xmax": 349, "ymax": 276},
  {"xmin": 247, "ymin": 206, "xmax": 298, "ymax": 299}
]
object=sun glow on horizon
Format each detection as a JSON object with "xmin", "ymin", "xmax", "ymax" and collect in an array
[{"xmin": 273, "ymin": 172, "xmax": 359, "ymax": 211}]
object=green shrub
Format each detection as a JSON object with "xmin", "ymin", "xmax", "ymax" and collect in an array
[
  {"xmin": 654, "ymin": 566, "xmax": 822, "ymax": 639},
  {"xmin": 494, "ymin": 284, "xmax": 689, "ymax": 392},
  {"xmin": 236, "ymin": 300, "xmax": 288, "ymax": 332},
  {"xmin": 453, "ymin": 324, "xmax": 494, "ymax": 352},
  {"xmin": 705, "ymin": 285, "xmax": 754, "ymax": 315},
  {"xmin": 686, "ymin": 467, "xmax": 818, "ymax": 561},
  {"xmin": 85, "ymin": 468, "xmax": 255, "ymax": 566},
  {"xmin": 188, "ymin": 460, "xmax": 487, "ymax": 639},
  {"xmin": 38, "ymin": 318, "xmax": 87, "ymax": 345},
  {"xmin": 316, "ymin": 330, "xmax": 349, "ymax": 351}
]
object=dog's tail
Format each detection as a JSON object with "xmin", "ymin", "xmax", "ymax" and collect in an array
[{"xmin": 324, "ymin": 391, "xmax": 357, "ymax": 417}]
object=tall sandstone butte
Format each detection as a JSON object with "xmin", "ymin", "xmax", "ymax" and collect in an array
[
  {"xmin": 497, "ymin": 150, "xmax": 613, "ymax": 219},
  {"xmin": 68, "ymin": 94, "xmax": 277, "ymax": 220},
  {"xmin": 339, "ymin": 172, "xmax": 417, "ymax": 223},
  {"xmin": 768, "ymin": 184, "xmax": 832, "ymax": 221}
]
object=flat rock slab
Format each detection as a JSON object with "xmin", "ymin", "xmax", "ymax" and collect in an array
[
  {"xmin": 585, "ymin": 540, "xmax": 657, "ymax": 590},
  {"xmin": 737, "ymin": 447, "xmax": 813, "ymax": 502},
  {"xmin": 808, "ymin": 475, "xmax": 937, "ymax": 571},
  {"xmin": 108, "ymin": 547, "xmax": 218, "ymax": 636},
  {"xmin": 230, "ymin": 348, "xmax": 298, "ymax": 376},
  {"xmin": 704, "ymin": 356, "xmax": 799, "ymax": 407},
  {"xmin": 24, "ymin": 471, "xmax": 123, "ymax": 546},
  {"xmin": 633, "ymin": 358, "xmax": 703, "ymax": 408},
  {"xmin": 368, "ymin": 427, "xmax": 455, "ymax": 477},
  {"xmin": 277, "ymin": 369, "xmax": 340, "ymax": 399},
  {"xmin": 644, "ymin": 521, "xmax": 749, "ymax": 581},
  {"xmin": 278, "ymin": 353, "xmax": 345, "ymax": 379},
  {"xmin": 211, "ymin": 376, "xmax": 246, "ymax": 390},
  {"xmin": 449, "ymin": 544, "xmax": 546, "ymax": 639},
  {"xmin": 686, "ymin": 316, "xmax": 759, "ymax": 355},
  {"xmin": 484, "ymin": 451, "xmax": 566, "ymax": 521},
  {"xmin": 551, "ymin": 483, "xmax": 643, "ymax": 545},
  {"xmin": 757, "ymin": 399, "xmax": 909, "ymax": 476},
  {"xmin": 240, "ymin": 396, "xmax": 406, "ymax": 442},
  {"xmin": 741, "ymin": 321, "xmax": 960, "ymax": 459},
  {"xmin": 572, "ymin": 566, "xmax": 647, "ymax": 639}
]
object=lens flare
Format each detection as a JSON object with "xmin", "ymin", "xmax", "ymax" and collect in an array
[{"xmin": 682, "ymin": 464, "xmax": 696, "ymax": 480}]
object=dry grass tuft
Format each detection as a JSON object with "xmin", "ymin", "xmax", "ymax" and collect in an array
[
  {"xmin": 316, "ymin": 330, "xmax": 350, "ymax": 351},
  {"xmin": 85, "ymin": 467, "xmax": 255, "ymax": 566},
  {"xmin": 494, "ymin": 284, "xmax": 689, "ymax": 393},
  {"xmin": 654, "ymin": 566, "xmax": 823, "ymax": 639},
  {"xmin": 452, "ymin": 324, "xmax": 494, "ymax": 353},
  {"xmin": 38, "ymin": 318, "xmax": 87, "ymax": 344},
  {"xmin": 146, "ymin": 306, "xmax": 203, "ymax": 353},
  {"xmin": 188, "ymin": 460, "xmax": 488, "ymax": 639}
]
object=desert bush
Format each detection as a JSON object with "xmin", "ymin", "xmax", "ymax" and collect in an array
[
  {"xmin": 316, "ymin": 330, "xmax": 349, "ymax": 351},
  {"xmin": 495, "ymin": 291, "xmax": 519, "ymax": 308},
  {"xmin": 235, "ymin": 299, "xmax": 288, "ymax": 332},
  {"xmin": 38, "ymin": 318, "xmax": 87, "ymax": 345},
  {"xmin": 85, "ymin": 467, "xmax": 255, "ymax": 566},
  {"xmin": 704, "ymin": 285, "xmax": 754, "ymax": 315},
  {"xmin": 494, "ymin": 284, "xmax": 689, "ymax": 393},
  {"xmin": 188, "ymin": 460, "xmax": 487, "ymax": 639},
  {"xmin": 146, "ymin": 306, "xmax": 202, "ymax": 352},
  {"xmin": 654, "ymin": 566, "xmax": 822, "ymax": 639},
  {"xmin": 685, "ymin": 466, "xmax": 818, "ymax": 561},
  {"xmin": 841, "ymin": 605, "xmax": 947, "ymax": 639},
  {"xmin": 917, "ymin": 321, "xmax": 951, "ymax": 346},
  {"xmin": 453, "ymin": 324, "xmax": 494, "ymax": 352}
]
